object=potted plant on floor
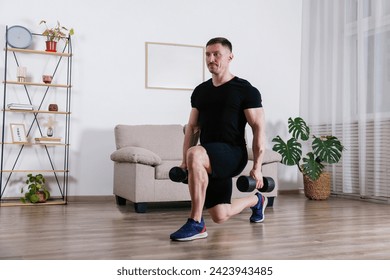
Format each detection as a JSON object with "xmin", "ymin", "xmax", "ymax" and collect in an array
[
  {"xmin": 20, "ymin": 173, "xmax": 50, "ymax": 203},
  {"xmin": 39, "ymin": 20, "xmax": 74, "ymax": 52},
  {"xmin": 272, "ymin": 117, "xmax": 344, "ymax": 200}
]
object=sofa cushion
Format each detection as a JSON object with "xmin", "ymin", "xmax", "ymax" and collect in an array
[
  {"xmin": 110, "ymin": 146, "xmax": 162, "ymax": 166},
  {"xmin": 114, "ymin": 124, "xmax": 184, "ymax": 160}
]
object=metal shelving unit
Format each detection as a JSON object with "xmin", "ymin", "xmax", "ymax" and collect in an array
[{"xmin": 0, "ymin": 26, "xmax": 73, "ymax": 206}]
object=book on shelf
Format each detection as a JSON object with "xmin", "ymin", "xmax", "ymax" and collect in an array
[
  {"xmin": 35, "ymin": 137, "xmax": 62, "ymax": 144},
  {"xmin": 7, "ymin": 103, "xmax": 34, "ymax": 110}
]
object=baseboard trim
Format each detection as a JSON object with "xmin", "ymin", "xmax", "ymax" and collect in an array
[{"xmin": 67, "ymin": 195, "xmax": 115, "ymax": 202}]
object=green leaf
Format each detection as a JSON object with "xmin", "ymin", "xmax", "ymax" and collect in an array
[
  {"xmin": 272, "ymin": 136, "xmax": 302, "ymax": 166},
  {"xmin": 312, "ymin": 136, "xmax": 344, "ymax": 164},
  {"xmin": 288, "ymin": 117, "xmax": 310, "ymax": 141},
  {"xmin": 30, "ymin": 194, "xmax": 39, "ymax": 203},
  {"xmin": 43, "ymin": 190, "xmax": 50, "ymax": 200},
  {"xmin": 302, "ymin": 152, "xmax": 324, "ymax": 181}
]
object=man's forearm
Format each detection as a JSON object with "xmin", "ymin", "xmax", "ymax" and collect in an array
[{"xmin": 252, "ymin": 126, "xmax": 265, "ymax": 170}]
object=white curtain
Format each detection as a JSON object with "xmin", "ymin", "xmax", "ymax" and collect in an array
[{"xmin": 300, "ymin": 0, "xmax": 390, "ymax": 202}]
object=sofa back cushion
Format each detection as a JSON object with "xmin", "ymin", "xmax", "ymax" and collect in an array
[{"xmin": 114, "ymin": 124, "xmax": 184, "ymax": 160}]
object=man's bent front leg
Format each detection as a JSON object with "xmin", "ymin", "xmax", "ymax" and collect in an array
[{"xmin": 186, "ymin": 146, "xmax": 212, "ymax": 222}]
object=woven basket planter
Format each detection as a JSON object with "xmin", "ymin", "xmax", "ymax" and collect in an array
[{"xmin": 303, "ymin": 172, "xmax": 331, "ymax": 200}]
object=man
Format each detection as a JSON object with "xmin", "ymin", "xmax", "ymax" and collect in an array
[{"xmin": 170, "ymin": 37, "xmax": 267, "ymax": 241}]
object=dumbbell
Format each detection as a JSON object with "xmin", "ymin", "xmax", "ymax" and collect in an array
[
  {"xmin": 236, "ymin": 176, "xmax": 275, "ymax": 193},
  {"xmin": 169, "ymin": 167, "xmax": 188, "ymax": 184}
]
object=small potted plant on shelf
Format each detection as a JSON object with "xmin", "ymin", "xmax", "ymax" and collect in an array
[
  {"xmin": 20, "ymin": 173, "xmax": 50, "ymax": 203},
  {"xmin": 39, "ymin": 20, "xmax": 74, "ymax": 52},
  {"xmin": 272, "ymin": 117, "xmax": 344, "ymax": 200}
]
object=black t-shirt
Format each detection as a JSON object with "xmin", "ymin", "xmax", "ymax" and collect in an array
[{"xmin": 191, "ymin": 76, "xmax": 262, "ymax": 147}]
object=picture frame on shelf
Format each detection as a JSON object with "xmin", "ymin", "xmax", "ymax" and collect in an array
[{"xmin": 10, "ymin": 123, "xmax": 28, "ymax": 143}]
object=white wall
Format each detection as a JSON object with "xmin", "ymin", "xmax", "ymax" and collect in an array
[{"xmin": 0, "ymin": 0, "xmax": 302, "ymax": 196}]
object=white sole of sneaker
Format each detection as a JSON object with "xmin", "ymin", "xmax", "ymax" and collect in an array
[{"xmin": 172, "ymin": 232, "xmax": 208, "ymax": 242}]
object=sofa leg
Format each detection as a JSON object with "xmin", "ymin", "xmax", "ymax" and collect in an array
[
  {"xmin": 266, "ymin": 196, "xmax": 275, "ymax": 207},
  {"xmin": 115, "ymin": 195, "xmax": 126, "ymax": 206},
  {"xmin": 134, "ymin": 202, "xmax": 148, "ymax": 213}
]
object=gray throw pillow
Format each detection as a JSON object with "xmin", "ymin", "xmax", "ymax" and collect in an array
[{"xmin": 110, "ymin": 146, "xmax": 162, "ymax": 166}]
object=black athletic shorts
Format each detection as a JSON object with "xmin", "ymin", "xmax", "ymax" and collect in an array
[{"xmin": 202, "ymin": 142, "xmax": 248, "ymax": 209}]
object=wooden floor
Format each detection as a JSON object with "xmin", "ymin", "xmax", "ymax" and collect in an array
[{"xmin": 1, "ymin": 193, "xmax": 390, "ymax": 260}]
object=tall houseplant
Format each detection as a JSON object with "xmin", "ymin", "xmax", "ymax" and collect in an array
[
  {"xmin": 39, "ymin": 20, "xmax": 74, "ymax": 52},
  {"xmin": 272, "ymin": 117, "xmax": 344, "ymax": 199}
]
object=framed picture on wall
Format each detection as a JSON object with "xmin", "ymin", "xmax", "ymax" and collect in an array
[
  {"xmin": 10, "ymin": 123, "xmax": 28, "ymax": 143},
  {"xmin": 145, "ymin": 42, "xmax": 206, "ymax": 91}
]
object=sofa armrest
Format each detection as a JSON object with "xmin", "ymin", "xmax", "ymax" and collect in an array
[
  {"xmin": 110, "ymin": 146, "xmax": 162, "ymax": 166},
  {"xmin": 247, "ymin": 148, "xmax": 282, "ymax": 164}
]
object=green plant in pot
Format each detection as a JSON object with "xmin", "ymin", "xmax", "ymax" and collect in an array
[
  {"xmin": 272, "ymin": 117, "xmax": 344, "ymax": 199},
  {"xmin": 20, "ymin": 173, "xmax": 50, "ymax": 203},
  {"xmin": 39, "ymin": 20, "xmax": 74, "ymax": 52}
]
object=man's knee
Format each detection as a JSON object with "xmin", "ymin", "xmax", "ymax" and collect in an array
[
  {"xmin": 209, "ymin": 205, "xmax": 230, "ymax": 224},
  {"xmin": 186, "ymin": 146, "xmax": 210, "ymax": 171},
  {"xmin": 186, "ymin": 146, "xmax": 204, "ymax": 161},
  {"xmin": 211, "ymin": 214, "xmax": 228, "ymax": 224}
]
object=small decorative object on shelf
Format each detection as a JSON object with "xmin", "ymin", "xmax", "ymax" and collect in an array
[
  {"xmin": 39, "ymin": 20, "xmax": 74, "ymax": 52},
  {"xmin": 7, "ymin": 103, "xmax": 34, "ymax": 110},
  {"xmin": 10, "ymin": 123, "xmax": 28, "ymax": 144},
  {"xmin": 43, "ymin": 116, "xmax": 57, "ymax": 137},
  {"xmin": 47, "ymin": 126, "xmax": 54, "ymax": 137},
  {"xmin": 17, "ymin": 66, "xmax": 27, "ymax": 82},
  {"xmin": 6, "ymin": 25, "xmax": 32, "ymax": 49},
  {"xmin": 20, "ymin": 173, "xmax": 50, "ymax": 203},
  {"xmin": 48, "ymin": 104, "xmax": 58, "ymax": 111},
  {"xmin": 42, "ymin": 75, "xmax": 53, "ymax": 84}
]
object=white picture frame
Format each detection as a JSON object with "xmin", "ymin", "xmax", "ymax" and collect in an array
[
  {"xmin": 10, "ymin": 123, "xmax": 28, "ymax": 143},
  {"xmin": 145, "ymin": 42, "xmax": 206, "ymax": 91}
]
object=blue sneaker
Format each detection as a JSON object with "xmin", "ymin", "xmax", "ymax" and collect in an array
[
  {"xmin": 170, "ymin": 218, "xmax": 208, "ymax": 241},
  {"xmin": 250, "ymin": 193, "xmax": 268, "ymax": 223}
]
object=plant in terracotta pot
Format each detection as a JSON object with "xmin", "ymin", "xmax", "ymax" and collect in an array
[
  {"xmin": 272, "ymin": 117, "xmax": 344, "ymax": 200},
  {"xmin": 20, "ymin": 173, "xmax": 50, "ymax": 203},
  {"xmin": 39, "ymin": 20, "xmax": 74, "ymax": 52}
]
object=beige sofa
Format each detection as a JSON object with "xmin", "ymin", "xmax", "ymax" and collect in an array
[{"xmin": 110, "ymin": 124, "xmax": 281, "ymax": 213}]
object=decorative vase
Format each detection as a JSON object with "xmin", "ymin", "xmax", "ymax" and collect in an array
[
  {"xmin": 42, "ymin": 75, "xmax": 53, "ymax": 84},
  {"xmin": 48, "ymin": 104, "xmax": 58, "ymax": 111},
  {"xmin": 47, "ymin": 127, "xmax": 54, "ymax": 137},
  {"xmin": 45, "ymin": 41, "xmax": 57, "ymax": 52},
  {"xmin": 303, "ymin": 172, "xmax": 331, "ymax": 200},
  {"xmin": 17, "ymin": 67, "xmax": 27, "ymax": 82}
]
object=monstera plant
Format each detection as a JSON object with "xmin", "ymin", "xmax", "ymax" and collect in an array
[{"xmin": 272, "ymin": 117, "xmax": 344, "ymax": 181}]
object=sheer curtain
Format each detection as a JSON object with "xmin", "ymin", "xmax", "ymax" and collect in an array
[{"xmin": 300, "ymin": 0, "xmax": 390, "ymax": 202}]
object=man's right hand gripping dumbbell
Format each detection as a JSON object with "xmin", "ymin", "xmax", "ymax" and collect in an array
[{"xmin": 169, "ymin": 167, "xmax": 188, "ymax": 184}]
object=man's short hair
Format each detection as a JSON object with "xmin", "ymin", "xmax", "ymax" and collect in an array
[{"xmin": 206, "ymin": 37, "xmax": 232, "ymax": 52}]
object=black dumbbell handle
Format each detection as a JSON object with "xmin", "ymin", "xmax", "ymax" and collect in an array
[{"xmin": 236, "ymin": 176, "xmax": 275, "ymax": 193}]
